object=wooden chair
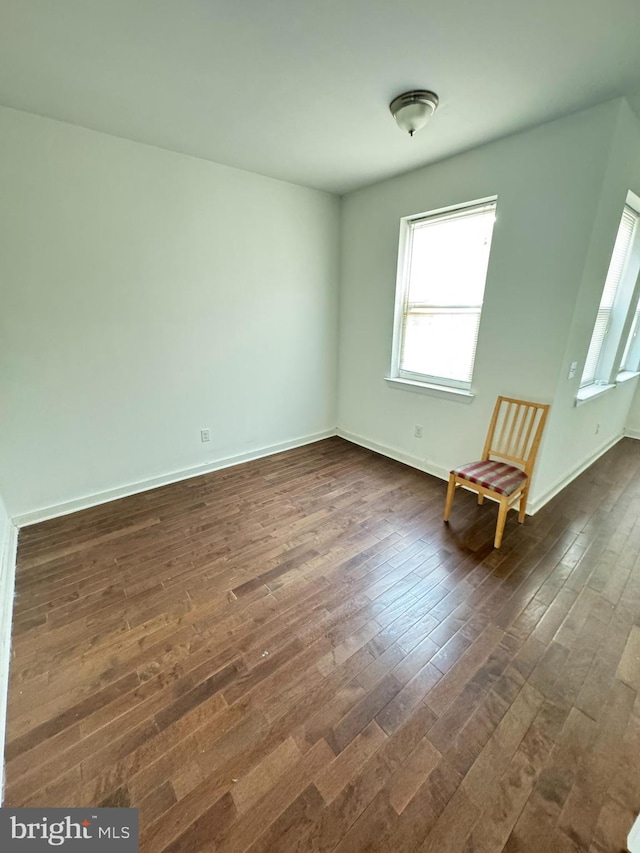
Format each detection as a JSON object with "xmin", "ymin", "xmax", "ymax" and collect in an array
[{"xmin": 443, "ymin": 396, "xmax": 550, "ymax": 548}]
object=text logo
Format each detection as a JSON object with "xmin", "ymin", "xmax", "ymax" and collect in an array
[{"xmin": 0, "ymin": 809, "xmax": 138, "ymax": 851}]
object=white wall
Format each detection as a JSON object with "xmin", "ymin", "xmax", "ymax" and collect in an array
[
  {"xmin": 626, "ymin": 390, "xmax": 640, "ymax": 438},
  {"xmin": 538, "ymin": 100, "xmax": 640, "ymax": 504},
  {"xmin": 0, "ymin": 107, "xmax": 340, "ymax": 520},
  {"xmin": 337, "ymin": 99, "xmax": 636, "ymax": 509},
  {"xmin": 623, "ymin": 100, "xmax": 640, "ymax": 442}
]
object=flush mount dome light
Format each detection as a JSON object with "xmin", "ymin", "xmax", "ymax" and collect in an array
[{"xmin": 390, "ymin": 90, "xmax": 439, "ymax": 137}]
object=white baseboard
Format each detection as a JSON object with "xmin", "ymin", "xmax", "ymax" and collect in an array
[
  {"xmin": 0, "ymin": 516, "xmax": 18, "ymax": 803},
  {"xmin": 624, "ymin": 427, "xmax": 640, "ymax": 440},
  {"xmin": 13, "ymin": 428, "xmax": 337, "ymax": 528},
  {"xmin": 527, "ymin": 432, "xmax": 624, "ymax": 515},
  {"xmin": 337, "ymin": 428, "xmax": 450, "ymax": 482},
  {"xmin": 338, "ymin": 428, "xmax": 625, "ymax": 518}
]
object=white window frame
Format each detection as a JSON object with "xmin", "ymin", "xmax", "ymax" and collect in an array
[
  {"xmin": 617, "ymin": 217, "xmax": 640, "ymax": 376},
  {"xmin": 387, "ymin": 197, "xmax": 497, "ymax": 400},
  {"xmin": 577, "ymin": 191, "xmax": 640, "ymax": 404}
]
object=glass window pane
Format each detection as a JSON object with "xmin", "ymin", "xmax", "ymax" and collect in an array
[
  {"xmin": 580, "ymin": 205, "xmax": 638, "ymax": 386},
  {"xmin": 400, "ymin": 311, "xmax": 481, "ymax": 383},
  {"xmin": 407, "ymin": 209, "xmax": 495, "ymax": 306},
  {"xmin": 621, "ymin": 304, "xmax": 640, "ymax": 371}
]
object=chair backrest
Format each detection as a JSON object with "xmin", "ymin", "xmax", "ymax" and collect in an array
[{"xmin": 482, "ymin": 396, "xmax": 550, "ymax": 477}]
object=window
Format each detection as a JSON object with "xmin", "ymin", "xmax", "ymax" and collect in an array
[
  {"xmin": 578, "ymin": 193, "xmax": 640, "ymax": 400},
  {"xmin": 619, "ymin": 208, "xmax": 640, "ymax": 374},
  {"xmin": 620, "ymin": 301, "xmax": 640, "ymax": 372},
  {"xmin": 390, "ymin": 198, "xmax": 497, "ymax": 393}
]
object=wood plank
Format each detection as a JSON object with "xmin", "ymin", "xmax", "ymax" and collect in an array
[
  {"xmin": 387, "ymin": 736, "xmax": 441, "ymax": 814},
  {"xmin": 231, "ymin": 736, "xmax": 301, "ymax": 814},
  {"xmin": 314, "ymin": 720, "xmax": 387, "ymax": 804}
]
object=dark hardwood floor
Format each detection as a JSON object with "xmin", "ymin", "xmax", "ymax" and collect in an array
[{"xmin": 4, "ymin": 436, "xmax": 640, "ymax": 851}]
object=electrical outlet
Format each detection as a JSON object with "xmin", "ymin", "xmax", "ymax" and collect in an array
[
  {"xmin": 200, "ymin": 428, "xmax": 211, "ymax": 443},
  {"xmin": 595, "ymin": 423, "xmax": 600, "ymax": 435},
  {"xmin": 414, "ymin": 425, "xmax": 423, "ymax": 438},
  {"xmin": 568, "ymin": 361, "xmax": 577, "ymax": 380}
]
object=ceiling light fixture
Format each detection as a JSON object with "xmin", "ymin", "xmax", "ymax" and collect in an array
[{"xmin": 389, "ymin": 90, "xmax": 439, "ymax": 137}]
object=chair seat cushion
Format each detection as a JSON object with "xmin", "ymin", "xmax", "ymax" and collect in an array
[{"xmin": 452, "ymin": 460, "xmax": 527, "ymax": 496}]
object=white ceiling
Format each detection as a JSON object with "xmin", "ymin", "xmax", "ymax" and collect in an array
[{"xmin": 2, "ymin": 0, "xmax": 640, "ymax": 194}]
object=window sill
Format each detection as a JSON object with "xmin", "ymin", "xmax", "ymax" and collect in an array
[
  {"xmin": 575, "ymin": 383, "xmax": 616, "ymax": 407},
  {"xmin": 616, "ymin": 370, "xmax": 640, "ymax": 383},
  {"xmin": 575, "ymin": 372, "xmax": 640, "ymax": 406},
  {"xmin": 384, "ymin": 376, "xmax": 474, "ymax": 403}
]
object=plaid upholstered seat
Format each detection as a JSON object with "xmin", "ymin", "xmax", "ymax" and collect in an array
[{"xmin": 451, "ymin": 460, "xmax": 527, "ymax": 497}]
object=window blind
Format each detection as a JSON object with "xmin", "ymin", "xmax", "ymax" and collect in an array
[{"xmin": 581, "ymin": 205, "xmax": 638, "ymax": 387}]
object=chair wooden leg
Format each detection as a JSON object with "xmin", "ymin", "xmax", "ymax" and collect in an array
[
  {"xmin": 494, "ymin": 498, "xmax": 509, "ymax": 548},
  {"xmin": 518, "ymin": 487, "xmax": 528, "ymax": 523},
  {"xmin": 443, "ymin": 474, "xmax": 456, "ymax": 522},
  {"xmin": 477, "ymin": 493, "xmax": 484, "ymax": 505}
]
